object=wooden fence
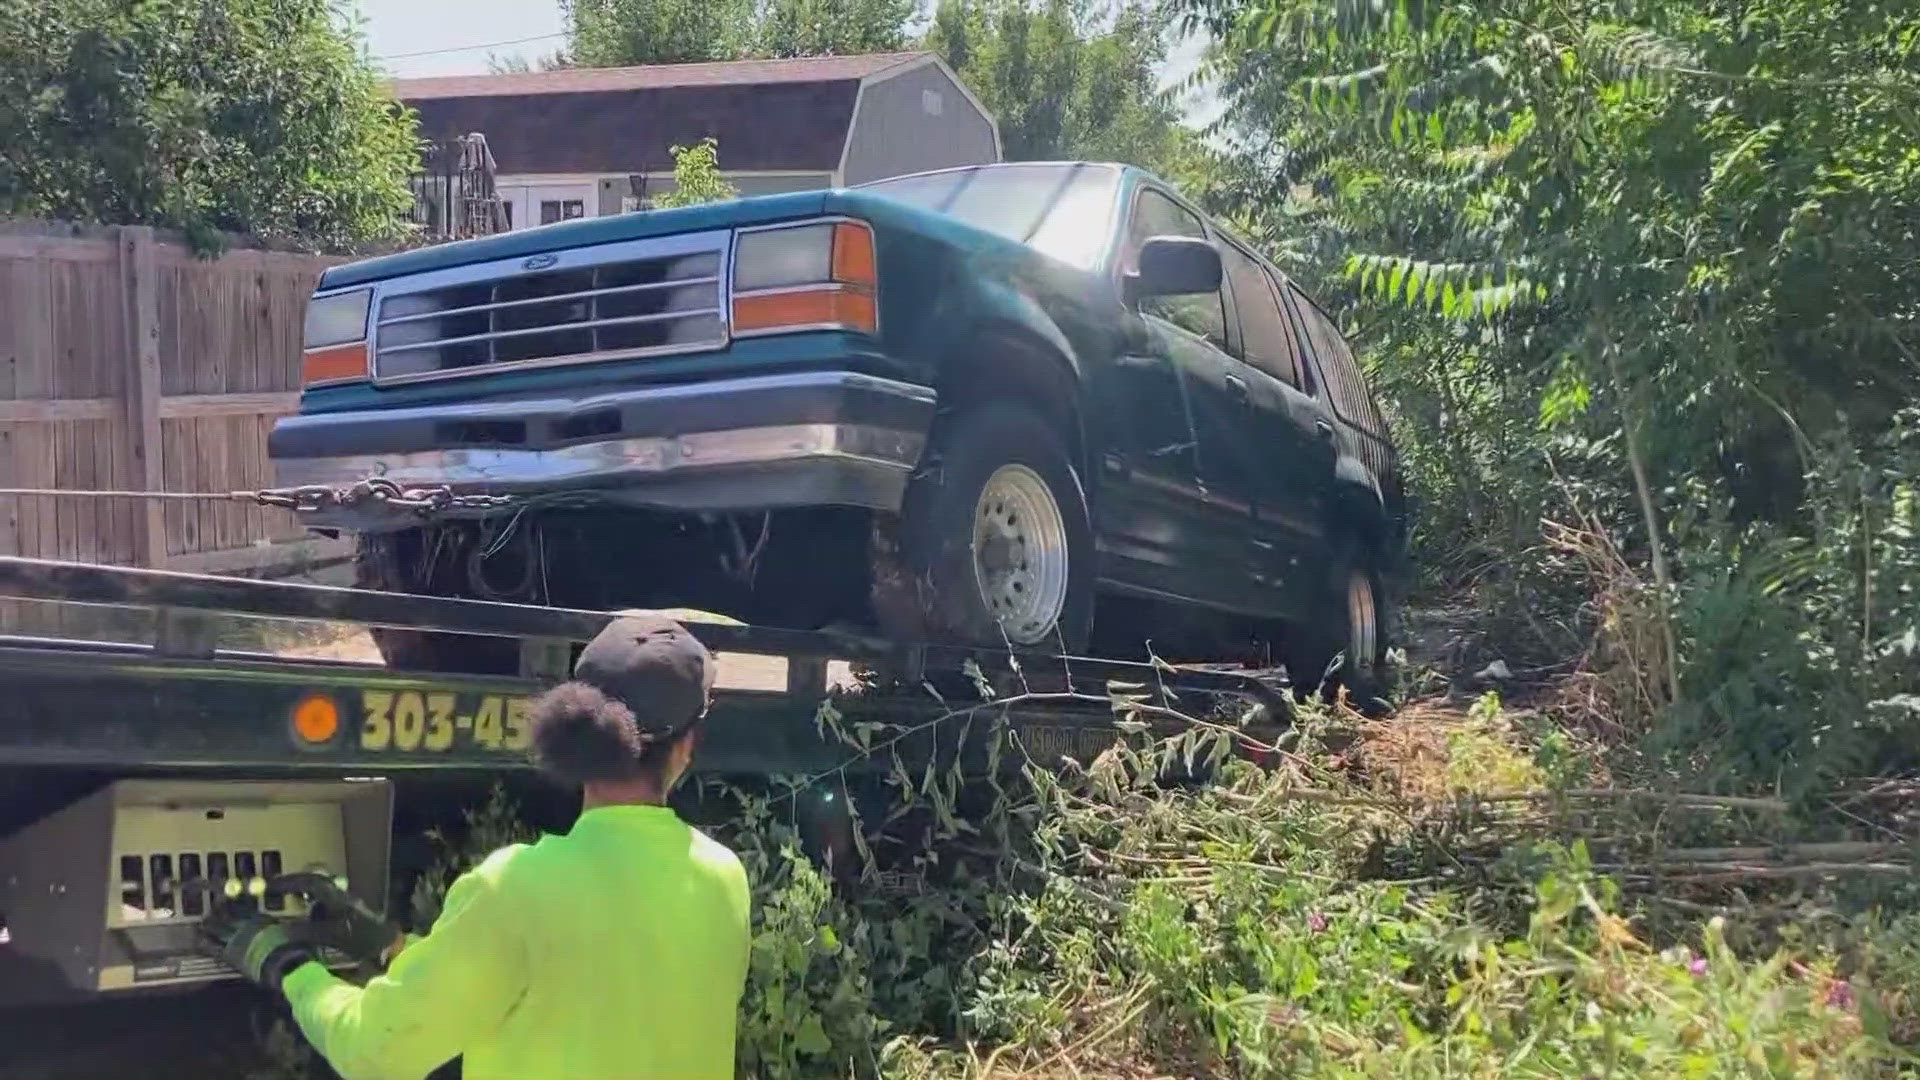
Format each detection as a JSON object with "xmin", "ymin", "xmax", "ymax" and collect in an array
[{"xmin": 0, "ymin": 222, "xmax": 351, "ymax": 581}]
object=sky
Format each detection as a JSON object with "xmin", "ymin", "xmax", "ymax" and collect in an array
[
  {"xmin": 350, "ymin": 0, "xmax": 1215, "ymax": 122},
  {"xmin": 352, "ymin": 0, "xmax": 568, "ymax": 78}
]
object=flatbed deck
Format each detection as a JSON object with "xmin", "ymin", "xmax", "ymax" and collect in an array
[{"xmin": 0, "ymin": 557, "xmax": 1287, "ymax": 779}]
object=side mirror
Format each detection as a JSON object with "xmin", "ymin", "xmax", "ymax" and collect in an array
[{"xmin": 1128, "ymin": 236, "xmax": 1222, "ymax": 302}]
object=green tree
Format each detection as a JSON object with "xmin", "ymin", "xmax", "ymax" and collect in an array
[
  {"xmin": 0, "ymin": 0, "xmax": 418, "ymax": 249},
  {"xmin": 649, "ymin": 138, "xmax": 739, "ymax": 209},
  {"xmin": 1184, "ymin": 0, "xmax": 1920, "ymax": 786},
  {"xmin": 748, "ymin": 0, "xmax": 914, "ymax": 58},
  {"xmin": 564, "ymin": 0, "xmax": 755, "ymax": 66},
  {"xmin": 925, "ymin": 0, "xmax": 1201, "ymax": 175},
  {"xmin": 565, "ymin": 0, "xmax": 910, "ymax": 67}
]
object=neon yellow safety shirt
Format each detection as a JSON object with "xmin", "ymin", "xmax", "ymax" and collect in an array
[{"xmin": 280, "ymin": 804, "xmax": 752, "ymax": 1080}]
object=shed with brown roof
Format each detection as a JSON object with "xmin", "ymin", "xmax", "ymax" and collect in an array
[{"xmin": 395, "ymin": 52, "xmax": 1001, "ymax": 230}]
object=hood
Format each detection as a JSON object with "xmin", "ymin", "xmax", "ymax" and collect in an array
[{"xmin": 319, "ymin": 190, "xmax": 836, "ymax": 291}]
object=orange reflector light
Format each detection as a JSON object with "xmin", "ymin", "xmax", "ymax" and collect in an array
[
  {"xmin": 292, "ymin": 694, "xmax": 341, "ymax": 744},
  {"xmin": 732, "ymin": 287, "xmax": 877, "ymax": 335},
  {"xmin": 302, "ymin": 342, "xmax": 369, "ymax": 387},
  {"xmin": 831, "ymin": 221, "xmax": 876, "ymax": 288}
]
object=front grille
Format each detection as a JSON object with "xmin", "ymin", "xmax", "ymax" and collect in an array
[{"xmin": 372, "ymin": 241, "xmax": 726, "ymax": 382}]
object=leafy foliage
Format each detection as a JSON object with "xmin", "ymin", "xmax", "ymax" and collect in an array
[
  {"xmin": 1181, "ymin": 0, "xmax": 1920, "ymax": 787},
  {"xmin": 406, "ymin": 784, "xmax": 540, "ymax": 929},
  {"xmin": 366, "ymin": 674, "xmax": 1920, "ymax": 1079},
  {"xmin": 925, "ymin": 0, "xmax": 1205, "ymax": 175},
  {"xmin": 0, "ymin": 0, "xmax": 419, "ymax": 250},
  {"xmin": 740, "ymin": 696, "xmax": 1911, "ymax": 1077},
  {"xmin": 749, "ymin": 0, "xmax": 916, "ymax": 59},
  {"xmin": 649, "ymin": 138, "xmax": 741, "ymax": 210},
  {"xmin": 562, "ymin": 0, "xmax": 912, "ymax": 67},
  {"xmin": 564, "ymin": 0, "xmax": 758, "ymax": 65}
]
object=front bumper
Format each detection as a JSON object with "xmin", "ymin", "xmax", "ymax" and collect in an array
[{"xmin": 269, "ymin": 370, "xmax": 936, "ymax": 531}]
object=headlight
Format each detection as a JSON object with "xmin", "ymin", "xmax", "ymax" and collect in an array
[
  {"xmin": 301, "ymin": 289, "xmax": 372, "ymax": 387},
  {"xmin": 303, "ymin": 290, "xmax": 371, "ymax": 349},
  {"xmin": 730, "ymin": 221, "xmax": 877, "ymax": 336},
  {"xmin": 732, "ymin": 223, "xmax": 836, "ymax": 292}
]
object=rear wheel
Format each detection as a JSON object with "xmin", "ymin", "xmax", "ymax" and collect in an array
[
  {"xmin": 872, "ymin": 402, "xmax": 1094, "ymax": 652},
  {"xmin": 1341, "ymin": 564, "xmax": 1387, "ymax": 700},
  {"xmin": 1289, "ymin": 549, "xmax": 1391, "ymax": 714}
]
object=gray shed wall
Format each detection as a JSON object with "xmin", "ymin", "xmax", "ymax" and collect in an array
[{"xmin": 840, "ymin": 65, "xmax": 1000, "ymax": 186}]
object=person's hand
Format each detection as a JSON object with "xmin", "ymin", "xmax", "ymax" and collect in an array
[
  {"xmin": 275, "ymin": 872, "xmax": 406, "ymax": 967},
  {"xmin": 199, "ymin": 903, "xmax": 314, "ymax": 992}
]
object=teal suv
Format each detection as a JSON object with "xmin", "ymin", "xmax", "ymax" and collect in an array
[{"xmin": 272, "ymin": 163, "xmax": 1407, "ymax": 692}]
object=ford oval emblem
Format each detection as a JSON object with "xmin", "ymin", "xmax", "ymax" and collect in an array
[{"xmin": 522, "ymin": 254, "xmax": 558, "ymax": 271}]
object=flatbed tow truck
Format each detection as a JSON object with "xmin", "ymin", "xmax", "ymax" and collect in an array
[{"xmin": 0, "ymin": 553, "xmax": 1286, "ymax": 1013}]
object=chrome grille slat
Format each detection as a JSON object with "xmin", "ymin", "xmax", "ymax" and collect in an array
[
  {"xmin": 370, "ymin": 233, "xmax": 730, "ymax": 384},
  {"xmin": 380, "ymin": 307, "xmax": 726, "ymax": 355},
  {"xmin": 377, "ymin": 275, "xmax": 723, "ymax": 327}
]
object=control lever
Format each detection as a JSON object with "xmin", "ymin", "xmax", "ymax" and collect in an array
[{"xmin": 177, "ymin": 868, "xmax": 344, "ymax": 911}]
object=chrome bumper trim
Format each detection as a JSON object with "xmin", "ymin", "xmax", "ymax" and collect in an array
[{"xmin": 274, "ymin": 422, "xmax": 925, "ymax": 492}]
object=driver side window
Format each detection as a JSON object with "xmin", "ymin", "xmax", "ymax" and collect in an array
[{"xmin": 1125, "ymin": 189, "xmax": 1227, "ymax": 350}]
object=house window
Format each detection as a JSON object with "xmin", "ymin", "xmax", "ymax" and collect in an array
[{"xmin": 540, "ymin": 199, "xmax": 585, "ymax": 225}]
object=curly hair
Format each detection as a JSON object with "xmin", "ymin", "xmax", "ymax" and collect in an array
[{"xmin": 527, "ymin": 681, "xmax": 680, "ymax": 786}]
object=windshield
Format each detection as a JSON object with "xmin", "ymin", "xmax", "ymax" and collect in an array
[{"xmin": 857, "ymin": 164, "xmax": 1121, "ymax": 270}]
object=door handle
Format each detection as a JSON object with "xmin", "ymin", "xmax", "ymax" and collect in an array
[
  {"xmin": 1314, "ymin": 419, "xmax": 1335, "ymax": 441},
  {"xmin": 1224, "ymin": 374, "xmax": 1248, "ymax": 400}
]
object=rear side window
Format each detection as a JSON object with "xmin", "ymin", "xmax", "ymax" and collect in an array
[
  {"xmin": 1287, "ymin": 285, "xmax": 1387, "ymax": 437},
  {"xmin": 1123, "ymin": 189, "xmax": 1228, "ymax": 351},
  {"xmin": 1219, "ymin": 241, "xmax": 1302, "ymax": 388}
]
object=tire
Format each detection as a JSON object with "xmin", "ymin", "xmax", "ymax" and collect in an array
[
  {"xmin": 1289, "ymin": 546, "xmax": 1392, "ymax": 715},
  {"xmin": 355, "ymin": 533, "xmax": 519, "ymax": 676},
  {"xmin": 871, "ymin": 402, "xmax": 1095, "ymax": 653}
]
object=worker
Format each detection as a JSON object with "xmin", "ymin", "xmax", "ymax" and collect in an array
[{"xmin": 199, "ymin": 613, "xmax": 752, "ymax": 1080}]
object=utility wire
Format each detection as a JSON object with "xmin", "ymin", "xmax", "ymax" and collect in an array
[
  {"xmin": 374, "ymin": 31, "xmax": 569, "ymax": 63},
  {"xmin": 0, "ymin": 487, "xmax": 258, "ymax": 501}
]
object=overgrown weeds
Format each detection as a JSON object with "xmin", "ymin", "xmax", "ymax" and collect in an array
[
  {"xmin": 645, "ymin": 685, "xmax": 1920, "ymax": 1075},
  {"xmin": 340, "ymin": 635, "xmax": 1920, "ymax": 1079}
]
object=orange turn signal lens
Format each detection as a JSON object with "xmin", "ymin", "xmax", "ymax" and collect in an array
[
  {"xmin": 732, "ymin": 286, "xmax": 877, "ymax": 335},
  {"xmin": 302, "ymin": 342, "xmax": 369, "ymax": 387},
  {"xmin": 291, "ymin": 693, "xmax": 341, "ymax": 744},
  {"xmin": 831, "ymin": 221, "xmax": 876, "ymax": 288}
]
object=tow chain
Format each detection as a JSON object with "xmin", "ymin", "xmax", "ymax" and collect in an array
[
  {"xmin": 250, "ymin": 477, "xmax": 522, "ymax": 516},
  {"xmin": 0, "ymin": 477, "xmax": 523, "ymax": 519}
]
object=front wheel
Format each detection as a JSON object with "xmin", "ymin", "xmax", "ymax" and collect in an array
[
  {"xmin": 355, "ymin": 531, "xmax": 519, "ymax": 676},
  {"xmin": 872, "ymin": 402, "xmax": 1095, "ymax": 652}
]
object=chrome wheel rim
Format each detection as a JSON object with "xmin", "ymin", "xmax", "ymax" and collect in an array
[
  {"xmin": 972, "ymin": 464, "xmax": 1070, "ymax": 645},
  {"xmin": 1346, "ymin": 569, "xmax": 1378, "ymax": 672}
]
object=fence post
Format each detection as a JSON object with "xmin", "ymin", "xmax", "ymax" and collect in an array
[{"xmin": 118, "ymin": 226, "xmax": 164, "ymax": 568}]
